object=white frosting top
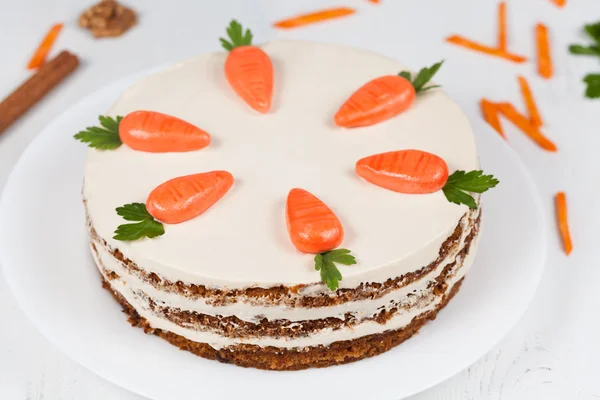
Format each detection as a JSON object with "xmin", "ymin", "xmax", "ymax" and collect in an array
[{"xmin": 83, "ymin": 41, "xmax": 478, "ymax": 289}]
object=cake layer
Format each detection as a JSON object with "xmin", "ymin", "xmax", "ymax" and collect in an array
[
  {"xmin": 101, "ymin": 274, "xmax": 466, "ymax": 370},
  {"xmin": 90, "ymin": 211, "xmax": 479, "ymax": 349},
  {"xmin": 83, "ymin": 40, "xmax": 479, "ymax": 289}
]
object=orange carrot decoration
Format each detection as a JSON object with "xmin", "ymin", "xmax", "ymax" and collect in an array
[
  {"xmin": 146, "ymin": 171, "xmax": 234, "ymax": 224},
  {"xmin": 119, "ymin": 111, "xmax": 211, "ymax": 152},
  {"xmin": 536, "ymin": 23, "xmax": 553, "ymax": 79},
  {"xmin": 286, "ymin": 189, "xmax": 344, "ymax": 254},
  {"xmin": 356, "ymin": 150, "xmax": 498, "ymax": 209},
  {"xmin": 356, "ymin": 150, "xmax": 449, "ymax": 194},
  {"xmin": 446, "ymin": 35, "xmax": 527, "ymax": 63},
  {"xmin": 220, "ymin": 20, "xmax": 273, "ymax": 113},
  {"xmin": 335, "ymin": 61, "xmax": 443, "ymax": 128},
  {"xmin": 496, "ymin": 103, "xmax": 557, "ymax": 151},
  {"xmin": 555, "ymin": 192, "xmax": 573, "ymax": 255},
  {"xmin": 368, "ymin": 0, "xmax": 381, "ymax": 3},
  {"xmin": 518, "ymin": 76, "xmax": 543, "ymax": 128},
  {"xmin": 498, "ymin": 2, "xmax": 507, "ymax": 51},
  {"xmin": 286, "ymin": 188, "xmax": 355, "ymax": 290},
  {"xmin": 550, "ymin": 0, "xmax": 567, "ymax": 8},
  {"xmin": 480, "ymin": 99, "xmax": 506, "ymax": 139},
  {"xmin": 27, "ymin": 23, "xmax": 64, "ymax": 70},
  {"xmin": 274, "ymin": 7, "xmax": 356, "ymax": 29}
]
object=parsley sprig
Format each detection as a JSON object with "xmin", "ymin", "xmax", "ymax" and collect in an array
[
  {"xmin": 568, "ymin": 21, "xmax": 600, "ymax": 99},
  {"xmin": 442, "ymin": 170, "xmax": 499, "ymax": 210},
  {"xmin": 314, "ymin": 249, "xmax": 356, "ymax": 291},
  {"xmin": 399, "ymin": 60, "xmax": 444, "ymax": 93},
  {"xmin": 114, "ymin": 203, "xmax": 165, "ymax": 241},
  {"xmin": 220, "ymin": 20, "xmax": 253, "ymax": 51},
  {"xmin": 74, "ymin": 116, "xmax": 123, "ymax": 150},
  {"xmin": 583, "ymin": 74, "xmax": 600, "ymax": 99}
]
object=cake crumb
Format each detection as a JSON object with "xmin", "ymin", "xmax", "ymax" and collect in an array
[{"xmin": 79, "ymin": 0, "xmax": 137, "ymax": 38}]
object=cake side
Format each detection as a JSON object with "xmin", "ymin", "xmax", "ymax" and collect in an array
[{"xmin": 89, "ymin": 208, "xmax": 479, "ymax": 352}]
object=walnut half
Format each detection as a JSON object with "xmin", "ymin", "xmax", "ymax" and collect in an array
[{"xmin": 79, "ymin": 0, "xmax": 137, "ymax": 38}]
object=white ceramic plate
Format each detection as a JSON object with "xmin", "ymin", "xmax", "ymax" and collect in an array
[{"xmin": 0, "ymin": 72, "xmax": 547, "ymax": 400}]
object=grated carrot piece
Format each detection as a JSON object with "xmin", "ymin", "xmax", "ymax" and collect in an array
[
  {"xmin": 274, "ymin": 7, "xmax": 356, "ymax": 29},
  {"xmin": 550, "ymin": 0, "xmax": 567, "ymax": 8},
  {"xmin": 498, "ymin": 2, "xmax": 507, "ymax": 51},
  {"xmin": 555, "ymin": 192, "xmax": 573, "ymax": 255},
  {"xmin": 27, "ymin": 23, "xmax": 64, "ymax": 70},
  {"xmin": 496, "ymin": 102, "xmax": 557, "ymax": 151},
  {"xmin": 518, "ymin": 76, "xmax": 543, "ymax": 128},
  {"xmin": 480, "ymin": 99, "xmax": 506, "ymax": 139},
  {"xmin": 536, "ymin": 23, "xmax": 553, "ymax": 79},
  {"xmin": 446, "ymin": 35, "xmax": 527, "ymax": 63}
]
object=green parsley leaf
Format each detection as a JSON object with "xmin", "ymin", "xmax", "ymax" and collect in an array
[
  {"xmin": 584, "ymin": 21, "xmax": 600, "ymax": 43},
  {"xmin": 314, "ymin": 249, "xmax": 356, "ymax": 291},
  {"xmin": 116, "ymin": 203, "xmax": 154, "ymax": 221},
  {"xmin": 220, "ymin": 20, "xmax": 253, "ymax": 51},
  {"xmin": 113, "ymin": 203, "xmax": 165, "ymax": 241},
  {"xmin": 569, "ymin": 44, "xmax": 600, "ymax": 56},
  {"xmin": 74, "ymin": 116, "xmax": 123, "ymax": 150},
  {"xmin": 398, "ymin": 71, "xmax": 412, "ymax": 81},
  {"xmin": 442, "ymin": 170, "xmax": 499, "ymax": 210},
  {"xmin": 113, "ymin": 220, "xmax": 165, "ymax": 241},
  {"xmin": 584, "ymin": 74, "xmax": 600, "ymax": 98},
  {"xmin": 412, "ymin": 60, "xmax": 444, "ymax": 93}
]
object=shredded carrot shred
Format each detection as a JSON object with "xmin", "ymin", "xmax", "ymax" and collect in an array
[
  {"xmin": 536, "ymin": 23, "xmax": 553, "ymax": 79},
  {"xmin": 480, "ymin": 99, "xmax": 506, "ymax": 139},
  {"xmin": 498, "ymin": 2, "xmax": 507, "ymax": 51},
  {"xmin": 555, "ymin": 192, "xmax": 573, "ymax": 255},
  {"xmin": 27, "ymin": 23, "xmax": 64, "ymax": 70},
  {"xmin": 496, "ymin": 103, "xmax": 557, "ymax": 151},
  {"xmin": 446, "ymin": 35, "xmax": 527, "ymax": 63},
  {"xmin": 517, "ymin": 76, "xmax": 543, "ymax": 128},
  {"xmin": 550, "ymin": 0, "xmax": 567, "ymax": 8},
  {"xmin": 274, "ymin": 7, "xmax": 356, "ymax": 29}
]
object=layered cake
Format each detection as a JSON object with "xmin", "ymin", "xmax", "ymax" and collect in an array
[{"xmin": 76, "ymin": 21, "xmax": 497, "ymax": 370}]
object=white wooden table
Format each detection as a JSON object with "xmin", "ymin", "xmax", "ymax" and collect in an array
[{"xmin": 1, "ymin": 0, "xmax": 599, "ymax": 398}]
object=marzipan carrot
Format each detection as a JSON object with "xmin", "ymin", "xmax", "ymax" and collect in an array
[
  {"xmin": 274, "ymin": 7, "xmax": 356, "ymax": 29},
  {"xmin": 496, "ymin": 103, "xmax": 557, "ymax": 151},
  {"xmin": 220, "ymin": 20, "xmax": 273, "ymax": 113},
  {"xmin": 480, "ymin": 99, "xmax": 506, "ymax": 139},
  {"xmin": 536, "ymin": 23, "xmax": 553, "ymax": 79},
  {"xmin": 356, "ymin": 150, "xmax": 449, "ymax": 194},
  {"xmin": 146, "ymin": 171, "xmax": 234, "ymax": 224},
  {"xmin": 286, "ymin": 188, "xmax": 344, "ymax": 254},
  {"xmin": 446, "ymin": 35, "xmax": 527, "ymax": 63},
  {"xmin": 555, "ymin": 192, "xmax": 573, "ymax": 255},
  {"xmin": 119, "ymin": 111, "xmax": 211, "ymax": 152},
  {"xmin": 498, "ymin": 2, "xmax": 507, "ymax": 51},
  {"xmin": 336, "ymin": 76, "xmax": 415, "ymax": 128},
  {"xmin": 27, "ymin": 23, "xmax": 64, "ymax": 70},
  {"xmin": 518, "ymin": 75, "xmax": 543, "ymax": 128},
  {"xmin": 550, "ymin": 0, "xmax": 567, "ymax": 8},
  {"xmin": 335, "ymin": 61, "xmax": 443, "ymax": 128}
]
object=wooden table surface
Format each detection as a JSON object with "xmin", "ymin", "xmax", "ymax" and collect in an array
[{"xmin": 1, "ymin": 0, "xmax": 599, "ymax": 398}]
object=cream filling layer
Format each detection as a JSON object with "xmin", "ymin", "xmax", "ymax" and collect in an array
[
  {"xmin": 96, "ymin": 240, "xmax": 477, "ymax": 350},
  {"xmin": 91, "ymin": 210, "xmax": 478, "ymax": 324}
]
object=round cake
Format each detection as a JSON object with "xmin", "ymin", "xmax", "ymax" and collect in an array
[{"xmin": 81, "ymin": 38, "xmax": 490, "ymax": 370}]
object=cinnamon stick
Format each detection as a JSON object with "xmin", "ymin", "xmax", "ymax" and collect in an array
[{"xmin": 0, "ymin": 50, "xmax": 80, "ymax": 135}]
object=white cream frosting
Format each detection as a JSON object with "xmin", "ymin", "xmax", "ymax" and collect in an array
[{"xmin": 83, "ymin": 40, "xmax": 479, "ymax": 289}]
